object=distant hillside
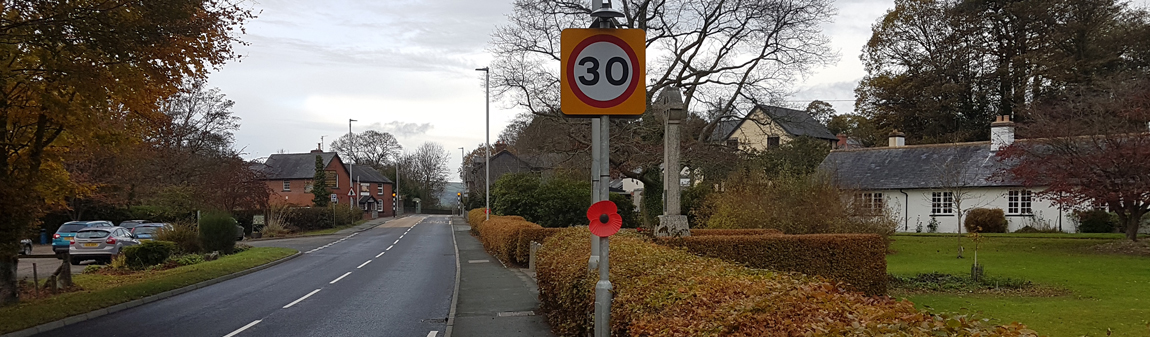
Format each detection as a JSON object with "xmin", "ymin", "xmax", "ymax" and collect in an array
[{"xmin": 438, "ymin": 182, "xmax": 466, "ymax": 207}]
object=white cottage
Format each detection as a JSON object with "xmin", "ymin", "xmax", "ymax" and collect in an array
[{"xmin": 819, "ymin": 117, "xmax": 1078, "ymax": 233}]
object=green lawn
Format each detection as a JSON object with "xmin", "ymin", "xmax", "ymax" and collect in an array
[
  {"xmin": 888, "ymin": 234, "xmax": 1150, "ymax": 336},
  {"xmin": 0, "ymin": 247, "xmax": 296, "ymax": 334}
]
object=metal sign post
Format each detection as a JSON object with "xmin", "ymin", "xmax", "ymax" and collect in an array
[{"xmin": 560, "ymin": 2, "xmax": 642, "ymax": 335}]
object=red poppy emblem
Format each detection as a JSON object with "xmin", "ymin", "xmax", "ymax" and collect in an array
[{"xmin": 587, "ymin": 200, "xmax": 622, "ymax": 237}]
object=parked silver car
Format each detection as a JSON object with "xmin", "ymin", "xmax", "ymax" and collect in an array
[
  {"xmin": 19, "ymin": 239, "xmax": 32, "ymax": 256},
  {"xmin": 69, "ymin": 227, "xmax": 140, "ymax": 265}
]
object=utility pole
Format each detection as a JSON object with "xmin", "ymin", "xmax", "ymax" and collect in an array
[
  {"xmin": 476, "ymin": 66, "xmax": 491, "ymax": 221},
  {"xmin": 348, "ymin": 119, "xmax": 356, "ymax": 210}
]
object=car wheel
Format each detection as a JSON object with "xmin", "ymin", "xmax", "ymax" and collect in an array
[
  {"xmin": 70, "ymin": 257, "xmax": 81, "ymax": 266},
  {"xmin": 21, "ymin": 244, "xmax": 32, "ymax": 256}
]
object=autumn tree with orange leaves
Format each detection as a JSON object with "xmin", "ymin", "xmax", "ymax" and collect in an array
[{"xmin": 0, "ymin": 0, "xmax": 254, "ymax": 306}]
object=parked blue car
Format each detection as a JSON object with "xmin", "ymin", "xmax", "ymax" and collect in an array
[
  {"xmin": 130, "ymin": 223, "xmax": 171, "ymax": 241},
  {"xmin": 52, "ymin": 220, "xmax": 114, "ymax": 256}
]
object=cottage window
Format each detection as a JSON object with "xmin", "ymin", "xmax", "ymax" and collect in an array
[
  {"xmin": 282, "ymin": 180, "xmax": 291, "ymax": 192},
  {"xmin": 767, "ymin": 136, "xmax": 780, "ymax": 149},
  {"xmin": 855, "ymin": 193, "xmax": 884, "ymax": 215},
  {"xmin": 931, "ymin": 192, "xmax": 954, "ymax": 215},
  {"xmin": 727, "ymin": 138, "xmax": 739, "ymax": 148},
  {"xmin": 360, "ymin": 183, "xmax": 369, "ymax": 194},
  {"xmin": 377, "ymin": 184, "xmax": 384, "ymax": 195},
  {"xmin": 1008, "ymin": 190, "xmax": 1033, "ymax": 215},
  {"xmin": 376, "ymin": 201, "xmax": 383, "ymax": 212}
]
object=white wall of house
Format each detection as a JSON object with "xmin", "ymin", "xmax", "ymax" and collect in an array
[{"xmin": 872, "ymin": 187, "xmax": 1080, "ymax": 233}]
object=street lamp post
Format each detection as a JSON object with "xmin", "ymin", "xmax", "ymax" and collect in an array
[
  {"xmin": 476, "ymin": 67, "xmax": 490, "ymax": 221},
  {"xmin": 348, "ymin": 119, "xmax": 357, "ymax": 210}
]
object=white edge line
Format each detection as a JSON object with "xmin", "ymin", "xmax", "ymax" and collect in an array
[
  {"xmin": 357, "ymin": 260, "xmax": 372, "ymax": 269},
  {"xmin": 222, "ymin": 320, "xmax": 262, "ymax": 337},
  {"xmin": 329, "ymin": 272, "xmax": 352, "ymax": 284},
  {"xmin": 427, "ymin": 331, "xmax": 438, "ymax": 337},
  {"xmin": 283, "ymin": 289, "xmax": 321, "ymax": 309},
  {"xmin": 445, "ymin": 216, "xmax": 461, "ymax": 337},
  {"xmin": 376, "ymin": 251, "xmax": 385, "ymax": 258}
]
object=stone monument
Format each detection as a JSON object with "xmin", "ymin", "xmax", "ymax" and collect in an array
[{"xmin": 654, "ymin": 86, "xmax": 690, "ymax": 238}]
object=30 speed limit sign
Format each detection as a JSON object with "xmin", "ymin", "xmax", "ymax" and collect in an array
[{"xmin": 561, "ymin": 29, "xmax": 645, "ymax": 116}]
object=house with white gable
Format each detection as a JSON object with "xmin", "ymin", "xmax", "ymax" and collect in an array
[{"xmin": 818, "ymin": 116, "xmax": 1080, "ymax": 233}]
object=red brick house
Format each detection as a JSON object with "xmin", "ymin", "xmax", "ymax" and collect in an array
[{"xmin": 260, "ymin": 150, "xmax": 394, "ymax": 218}]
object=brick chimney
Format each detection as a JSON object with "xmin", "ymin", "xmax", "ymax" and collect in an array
[
  {"xmin": 836, "ymin": 133, "xmax": 848, "ymax": 149},
  {"xmin": 888, "ymin": 130, "xmax": 906, "ymax": 147},
  {"xmin": 494, "ymin": 141, "xmax": 507, "ymax": 153},
  {"xmin": 990, "ymin": 115, "xmax": 1015, "ymax": 152}
]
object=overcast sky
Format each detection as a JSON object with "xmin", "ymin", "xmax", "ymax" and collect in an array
[{"xmin": 207, "ymin": 0, "xmax": 1146, "ymax": 181}]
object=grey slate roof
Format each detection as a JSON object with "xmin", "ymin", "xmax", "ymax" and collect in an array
[
  {"xmin": 818, "ymin": 142, "xmax": 1022, "ymax": 190},
  {"xmin": 757, "ymin": 105, "xmax": 837, "ymax": 140},
  {"xmin": 262, "ymin": 152, "xmax": 339, "ymax": 180},
  {"xmin": 708, "ymin": 119, "xmax": 742, "ymax": 142},
  {"xmin": 708, "ymin": 105, "xmax": 837, "ymax": 142},
  {"xmin": 345, "ymin": 165, "xmax": 393, "ymax": 184}
]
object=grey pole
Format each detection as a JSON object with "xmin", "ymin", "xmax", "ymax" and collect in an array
[
  {"xmin": 589, "ymin": 118, "xmax": 601, "ymax": 270},
  {"xmin": 476, "ymin": 67, "xmax": 491, "ymax": 221},
  {"xmin": 587, "ymin": 2, "xmax": 623, "ymax": 335},
  {"xmin": 348, "ymin": 119, "xmax": 356, "ymax": 210},
  {"xmin": 396, "ymin": 154, "xmax": 401, "ymax": 216}
]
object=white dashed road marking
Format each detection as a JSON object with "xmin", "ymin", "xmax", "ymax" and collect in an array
[
  {"xmin": 376, "ymin": 251, "xmax": 385, "ymax": 258},
  {"xmin": 357, "ymin": 260, "xmax": 372, "ymax": 269},
  {"xmin": 330, "ymin": 272, "xmax": 352, "ymax": 284},
  {"xmin": 427, "ymin": 331, "xmax": 438, "ymax": 337},
  {"xmin": 223, "ymin": 320, "xmax": 261, "ymax": 337},
  {"xmin": 283, "ymin": 289, "xmax": 321, "ymax": 309}
]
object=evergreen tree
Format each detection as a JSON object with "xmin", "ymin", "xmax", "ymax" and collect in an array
[{"xmin": 312, "ymin": 155, "xmax": 331, "ymax": 207}]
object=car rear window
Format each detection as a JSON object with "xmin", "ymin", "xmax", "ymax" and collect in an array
[
  {"xmin": 75, "ymin": 230, "xmax": 110, "ymax": 239},
  {"xmin": 57, "ymin": 224, "xmax": 89, "ymax": 233},
  {"xmin": 134, "ymin": 227, "xmax": 159, "ymax": 235}
]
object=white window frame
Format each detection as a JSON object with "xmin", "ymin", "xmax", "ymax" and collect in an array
[
  {"xmin": 1008, "ymin": 190, "xmax": 1033, "ymax": 215},
  {"xmin": 376, "ymin": 201, "xmax": 383, "ymax": 212},
  {"xmin": 931, "ymin": 191, "xmax": 954, "ymax": 215},
  {"xmin": 377, "ymin": 184, "xmax": 384, "ymax": 195},
  {"xmin": 282, "ymin": 180, "xmax": 291, "ymax": 192}
]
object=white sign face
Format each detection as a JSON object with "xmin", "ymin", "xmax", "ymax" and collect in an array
[
  {"xmin": 573, "ymin": 41, "xmax": 634, "ymax": 102},
  {"xmin": 330, "ymin": 194, "xmax": 338, "ymax": 202}
]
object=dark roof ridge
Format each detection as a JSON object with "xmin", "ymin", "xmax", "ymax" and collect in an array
[{"xmin": 830, "ymin": 141, "xmax": 991, "ymax": 152}]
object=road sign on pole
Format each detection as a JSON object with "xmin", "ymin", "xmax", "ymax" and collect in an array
[{"xmin": 561, "ymin": 28, "xmax": 645, "ymax": 117}]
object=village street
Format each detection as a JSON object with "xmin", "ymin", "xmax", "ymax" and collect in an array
[{"xmin": 31, "ymin": 216, "xmax": 455, "ymax": 337}]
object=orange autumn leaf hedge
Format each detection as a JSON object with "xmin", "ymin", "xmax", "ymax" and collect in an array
[
  {"xmin": 466, "ymin": 208, "xmax": 558, "ymax": 266},
  {"xmin": 536, "ymin": 227, "xmax": 1038, "ymax": 337}
]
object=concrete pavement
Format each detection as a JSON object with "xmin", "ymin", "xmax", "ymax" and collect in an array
[{"xmin": 449, "ymin": 216, "xmax": 553, "ymax": 337}]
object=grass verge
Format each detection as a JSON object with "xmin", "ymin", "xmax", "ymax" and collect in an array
[
  {"xmin": 888, "ymin": 235, "xmax": 1150, "ymax": 336},
  {"xmin": 0, "ymin": 247, "xmax": 296, "ymax": 334}
]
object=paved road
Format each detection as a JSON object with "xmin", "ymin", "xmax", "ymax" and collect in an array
[{"xmin": 34, "ymin": 215, "xmax": 456, "ymax": 337}]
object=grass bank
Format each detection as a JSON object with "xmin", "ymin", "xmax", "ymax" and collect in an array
[
  {"xmin": 0, "ymin": 247, "xmax": 296, "ymax": 334},
  {"xmin": 888, "ymin": 234, "xmax": 1150, "ymax": 336}
]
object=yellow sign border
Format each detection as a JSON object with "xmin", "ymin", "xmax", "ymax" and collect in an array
[{"xmin": 560, "ymin": 28, "xmax": 646, "ymax": 117}]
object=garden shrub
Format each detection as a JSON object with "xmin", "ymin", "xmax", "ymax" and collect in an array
[
  {"xmin": 199, "ymin": 211, "xmax": 237, "ymax": 254},
  {"xmin": 156, "ymin": 222, "xmax": 200, "ymax": 254},
  {"xmin": 477, "ymin": 217, "xmax": 540, "ymax": 265},
  {"xmin": 492, "ymin": 173, "xmax": 592, "ymax": 227},
  {"xmin": 663, "ymin": 234, "xmax": 888, "ymax": 295},
  {"xmin": 964, "ymin": 208, "xmax": 1008, "ymax": 233},
  {"xmin": 697, "ymin": 171, "xmax": 898, "ymax": 238},
  {"xmin": 1075, "ymin": 209, "xmax": 1117, "ymax": 233},
  {"xmin": 122, "ymin": 241, "xmax": 177, "ymax": 270},
  {"xmin": 287, "ymin": 207, "xmax": 334, "ymax": 231},
  {"xmin": 536, "ymin": 227, "xmax": 1036, "ymax": 336}
]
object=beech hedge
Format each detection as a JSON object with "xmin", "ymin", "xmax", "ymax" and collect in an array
[
  {"xmin": 467, "ymin": 208, "xmax": 543, "ymax": 266},
  {"xmin": 690, "ymin": 228, "xmax": 784, "ymax": 236},
  {"xmin": 537, "ymin": 227, "xmax": 1038, "ymax": 336},
  {"xmin": 662, "ymin": 233, "xmax": 888, "ymax": 296}
]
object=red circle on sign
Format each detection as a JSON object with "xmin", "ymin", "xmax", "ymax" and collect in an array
[
  {"xmin": 566, "ymin": 34, "xmax": 641, "ymax": 109},
  {"xmin": 587, "ymin": 200, "xmax": 622, "ymax": 237}
]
